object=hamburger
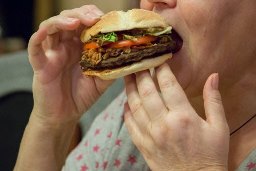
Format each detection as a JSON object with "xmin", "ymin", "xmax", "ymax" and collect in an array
[{"xmin": 80, "ymin": 9, "xmax": 182, "ymax": 80}]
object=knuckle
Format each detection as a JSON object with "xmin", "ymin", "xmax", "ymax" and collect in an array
[
  {"xmin": 38, "ymin": 22, "xmax": 44, "ymax": 29},
  {"xmin": 60, "ymin": 9, "xmax": 80, "ymax": 17},
  {"xmin": 60, "ymin": 10, "xmax": 69, "ymax": 15},
  {"xmin": 177, "ymin": 116, "xmax": 192, "ymax": 129},
  {"xmin": 151, "ymin": 124, "xmax": 169, "ymax": 146},
  {"xmin": 140, "ymin": 84, "xmax": 155, "ymax": 98},
  {"xmin": 28, "ymin": 32, "xmax": 37, "ymax": 46},
  {"xmin": 207, "ymin": 92, "xmax": 223, "ymax": 105},
  {"xmin": 130, "ymin": 100, "xmax": 143, "ymax": 114},
  {"xmin": 88, "ymin": 4, "xmax": 98, "ymax": 9},
  {"xmin": 170, "ymin": 112, "xmax": 193, "ymax": 130},
  {"xmin": 40, "ymin": 16, "xmax": 58, "ymax": 28},
  {"xmin": 70, "ymin": 9, "xmax": 80, "ymax": 16},
  {"xmin": 39, "ymin": 18, "xmax": 50, "ymax": 28},
  {"xmin": 158, "ymin": 77, "xmax": 176, "ymax": 89},
  {"xmin": 81, "ymin": 4, "xmax": 97, "ymax": 11}
]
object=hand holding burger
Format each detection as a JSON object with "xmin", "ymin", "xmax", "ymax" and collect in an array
[
  {"xmin": 124, "ymin": 66, "xmax": 229, "ymax": 171},
  {"xmin": 14, "ymin": 6, "xmax": 114, "ymax": 170}
]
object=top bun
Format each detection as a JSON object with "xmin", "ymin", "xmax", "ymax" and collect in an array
[{"xmin": 81, "ymin": 9, "xmax": 169, "ymax": 42}]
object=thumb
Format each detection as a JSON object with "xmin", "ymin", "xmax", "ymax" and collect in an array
[{"xmin": 203, "ymin": 73, "xmax": 227, "ymax": 128}]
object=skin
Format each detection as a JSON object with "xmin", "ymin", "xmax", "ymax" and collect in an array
[
  {"xmin": 124, "ymin": 0, "xmax": 256, "ymax": 171},
  {"xmin": 125, "ymin": 68, "xmax": 229, "ymax": 171},
  {"xmin": 14, "ymin": 1, "xmax": 256, "ymax": 171},
  {"xmin": 14, "ymin": 5, "xmax": 113, "ymax": 171}
]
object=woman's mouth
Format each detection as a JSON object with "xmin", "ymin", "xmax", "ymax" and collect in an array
[{"xmin": 171, "ymin": 29, "xmax": 183, "ymax": 54}]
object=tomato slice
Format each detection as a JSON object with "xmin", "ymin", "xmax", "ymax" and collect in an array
[
  {"xmin": 108, "ymin": 40, "xmax": 134, "ymax": 48},
  {"xmin": 108, "ymin": 35, "xmax": 157, "ymax": 48},
  {"xmin": 84, "ymin": 42, "xmax": 99, "ymax": 50},
  {"xmin": 134, "ymin": 35, "xmax": 157, "ymax": 44}
]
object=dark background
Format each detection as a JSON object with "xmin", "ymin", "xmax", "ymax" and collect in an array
[
  {"xmin": 0, "ymin": 1, "xmax": 34, "ymax": 170},
  {"xmin": 0, "ymin": 92, "xmax": 33, "ymax": 171},
  {"xmin": 0, "ymin": 0, "xmax": 34, "ymax": 43}
]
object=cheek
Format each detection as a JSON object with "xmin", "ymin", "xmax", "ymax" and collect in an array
[
  {"xmin": 178, "ymin": 1, "xmax": 213, "ymax": 69},
  {"xmin": 179, "ymin": 1, "xmax": 208, "ymax": 30},
  {"xmin": 179, "ymin": 1, "xmax": 222, "ymax": 67}
]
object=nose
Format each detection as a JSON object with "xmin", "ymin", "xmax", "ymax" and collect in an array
[
  {"xmin": 140, "ymin": 0, "xmax": 154, "ymax": 10},
  {"xmin": 141, "ymin": 0, "xmax": 177, "ymax": 9}
]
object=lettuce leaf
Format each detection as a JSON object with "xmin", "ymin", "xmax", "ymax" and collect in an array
[
  {"xmin": 98, "ymin": 32, "xmax": 118, "ymax": 42},
  {"xmin": 146, "ymin": 26, "xmax": 172, "ymax": 36}
]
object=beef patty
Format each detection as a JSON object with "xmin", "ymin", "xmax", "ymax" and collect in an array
[{"xmin": 80, "ymin": 34, "xmax": 181, "ymax": 71}]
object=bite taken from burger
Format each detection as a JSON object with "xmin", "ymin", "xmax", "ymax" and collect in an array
[{"xmin": 80, "ymin": 9, "xmax": 182, "ymax": 80}]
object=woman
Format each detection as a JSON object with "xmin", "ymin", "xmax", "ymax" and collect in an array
[{"xmin": 14, "ymin": 0, "xmax": 256, "ymax": 170}]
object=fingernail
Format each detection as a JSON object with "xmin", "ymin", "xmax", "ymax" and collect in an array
[{"xmin": 211, "ymin": 73, "xmax": 219, "ymax": 90}]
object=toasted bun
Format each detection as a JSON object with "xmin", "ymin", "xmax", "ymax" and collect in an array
[
  {"xmin": 81, "ymin": 9, "xmax": 170, "ymax": 42},
  {"xmin": 83, "ymin": 54, "xmax": 172, "ymax": 80}
]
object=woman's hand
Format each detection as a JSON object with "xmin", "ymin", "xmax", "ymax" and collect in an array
[
  {"xmin": 124, "ymin": 63, "xmax": 230, "ymax": 171},
  {"xmin": 14, "ymin": 6, "xmax": 113, "ymax": 171},
  {"xmin": 28, "ymin": 5, "xmax": 113, "ymax": 125}
]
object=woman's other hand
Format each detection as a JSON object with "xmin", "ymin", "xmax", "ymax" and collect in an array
[
  {"xmin": 124, "ymin": 63, "xmax": 230, "ymax": 171},
  {"xmin": 28, "ymin": 5, "xmax": 113, "ymax": 126}
]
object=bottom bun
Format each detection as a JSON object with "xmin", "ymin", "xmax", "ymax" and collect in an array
[{"xmin": 83, "ymin": 53, "xmax": 172, "ymax": 80}]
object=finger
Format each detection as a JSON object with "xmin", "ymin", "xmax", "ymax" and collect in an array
[
  {"xmin": 203, "ymin": 73, "xmax": 227, "ymax": 128},
  {"xmin": 135, "ymin": 70, "xmax": 168, "ymax": 121},
  {"xmin": 156, "ymin": 63, "xmax": 191, "ymax": 111},
  {"xmin": 124, "ymin": 75, "xmax": 151, "ymax": 130},
  {"xmin": 60, "ymin": 5, "xmax": 103, "ymax": 26},
  {"xmin": 28, "ymin": 28, "xmax": 48, "ymax": 70},
  {"xmin": 124, "ymin": 101, "xmax": 144, "ymax": 142},
  {"xmin": 124, "ymin": 102, "xmax": 154, "ymax": 159},
  {"xmin": 39, "ymin": 15, "xmax": 80, "ymax": 49},
  {"xmin": 39, "ymin": 15, "xmax": 80, "ymax": 36}
]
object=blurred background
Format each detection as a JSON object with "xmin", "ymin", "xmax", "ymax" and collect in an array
[
  {"xmin": 0, "ymin": 0, "xmax": 140, "ymax": 54},
  {"xmin": 0, "ymin": 0, "xmax": 139, "ymax": 170}
]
